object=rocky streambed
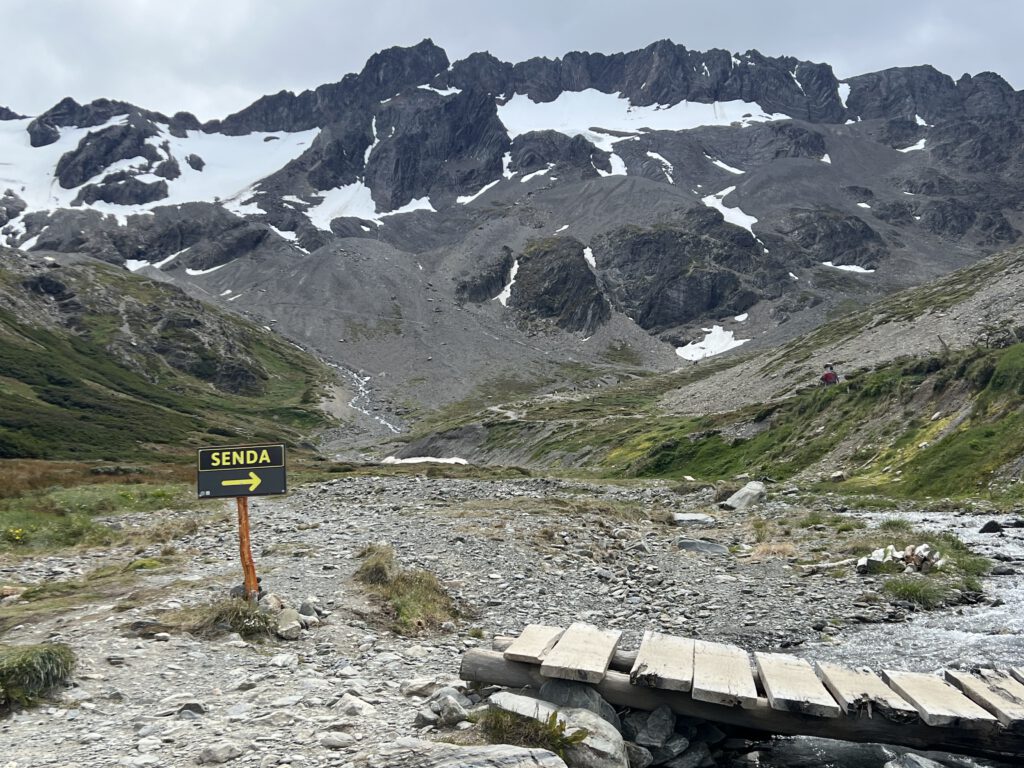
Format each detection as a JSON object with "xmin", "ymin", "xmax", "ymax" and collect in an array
[{"xmin": 0, "ymin": 474, "xmax": 1020, "ymax": 767}]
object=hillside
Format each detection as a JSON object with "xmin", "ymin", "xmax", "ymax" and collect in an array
[
  {"xmin": 0, "ymin": 248, "xmax": 337, "ymax": 460},
  {"xmin": 393, "ymin": 245, "xmax": 1024, "ymax": 499}
]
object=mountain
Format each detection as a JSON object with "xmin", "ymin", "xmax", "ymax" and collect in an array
[
  {"xmin": 0, "ymin": 248, "xmax": 337, "ymax": 460},
  {"xmin": 2, "ymin": 39, "xmax": 1024, "ymax": 434}
]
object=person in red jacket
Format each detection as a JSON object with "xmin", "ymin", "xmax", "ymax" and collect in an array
[{"xmin": 820, "ymin": 364, "xmax": 839, "ymax": 385}]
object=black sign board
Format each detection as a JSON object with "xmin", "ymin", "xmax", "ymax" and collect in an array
[{"xmin": 197, "ymin": 444, "xmax": 287, "ymax": 498}]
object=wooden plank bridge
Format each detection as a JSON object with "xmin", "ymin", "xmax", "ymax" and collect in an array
[{"xmin": 459, "ymin": 623, "xmax": 1024, "ymax": 761}]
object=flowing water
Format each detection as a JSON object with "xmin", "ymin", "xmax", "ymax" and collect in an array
[{"xmin": 755, "ymin": 510, "xmax": 1024, "ymax": 768}]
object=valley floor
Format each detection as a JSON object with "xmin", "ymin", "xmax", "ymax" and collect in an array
[{"xmin": 0, "ymin": 475, "xmax": 1019, "ymax": 767}]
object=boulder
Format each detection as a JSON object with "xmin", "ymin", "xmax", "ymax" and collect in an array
[
  {"xmin": 979, "ymin": 520, "xmax": 1004, "ymax": 534},
  {"xmin": 489, "ymin": 693, "xmax": 628, "ymax": 768},
  {"xmin": 195, "ymin": 741, "xmax": 244, "ymax": 764},
  {"xmin": 623, "ymin": 743, "xmax": 653, "ymax": 768},
  {"xmin": 538, "ymin": 679, "xmax": 621, "ymax": 731},
  {"xmin": 677, "ymin": 539, "xmax": 729, "ymax": 556},
  {"xmin": 718, "ymin": 481, "xmax": 766, "ymax": 511},
  {"xmin": 275, "ymin": 608, "xmax": 302, "ymax": 640}
]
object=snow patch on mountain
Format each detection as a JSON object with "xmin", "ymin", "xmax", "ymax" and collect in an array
[
  {"xmin": 822, "ymin": 261, "xmax": 875, "ymax": 274},
  {"xmin": 456, "ymin": 179, "xmax": 500, "ymax": 204},
  {"xmin": 0, "ymin": 117, "xmax": 318, "ymax": 238},
  {"xmin": 676, "ymin": 325, "xmax": 749, "ymax": 360},
  {"xmin": 898, "ymin": 138, "xmax": 927, "ymax": 153},
  {"xmin": 701, "ymin": 186, "xmax": 757, "ymax": 233},
  {"xmin": 705, "ymin": 154, "xmax": 744, "ymax": 175},
  {"xmin": 494, "ymin": 259, "xmax": 519, "ymax": 306},
  {"xmin": 646, "ymin": 151, "xmax": 674, "ymax": 183},
  {"xmin": 497, "ymin": 91, "xmax": 790, "ymax": 157}
]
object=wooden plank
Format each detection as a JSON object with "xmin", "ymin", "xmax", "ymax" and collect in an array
[
  {"xmin": 753, "ymin": 653, "xmax": 841, "ymax": 718},
  {"xmin": 814, "ymin": 662, "xmax": 919, "ymax": 722},
  {"xmin": 882, "ymin": 670, "xmax": 999, "ymax": 727},
  {"xmin": 462, "ymin": 649, "xmax": 1024, "ymax": 762},
  {"xmin": 1011, "ymin": 668, "xmax": 1024, "ymax": 686},
  {"xmin": 691, "ymin": 640, "xmax": 758, "ymax": 709},
  {"xmin": 630, "ymin": 631, "xmax": 695, "ymax": 692},
  {"xmin": 502, "ymin": 625, "xmax": 564, "ymax": 664},
  {"xmin": 539, "ymin": 622, "xmax": 620, "ymax": 684},
  {"xmin": 945, "ymin": 669, "xmax": 1024, "ymax": 728}
]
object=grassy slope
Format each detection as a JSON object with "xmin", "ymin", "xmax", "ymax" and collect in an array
[
  {"xmin": 407, "ymin": 248, "xmax": 1024, "ymax": 500},
  {"xmin": 0, "ymin": 261, "xmax": 334, "ymax": 461}
]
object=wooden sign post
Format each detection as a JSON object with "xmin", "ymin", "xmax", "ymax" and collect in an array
[
  {"xmin": 236, "ymin": 496, "xmax": 259, "ymax": 601},
  {"xmin": 197, "ymin": 444, "xmax": 288, "ymax": 602}
]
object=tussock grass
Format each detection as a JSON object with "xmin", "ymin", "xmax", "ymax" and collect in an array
[
  {"xmin": 355, "ymin": 544, "xmax": 458, "ymax": 634},
  {"xmin": 882, "ymin": 577, "xmax": 952, "ymax": 609},
  {"xmin": 0, "ymin": 643, "xmax": 75, "ymax": 710},
  {"xmin": 479, "ymin": 708, "xmax": 587, "ymax": 757},
  {"xmin": 165, "ymin": 598, "xmax": 275, "ymax": 640}
]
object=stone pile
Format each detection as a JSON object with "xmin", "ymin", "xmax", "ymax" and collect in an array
[
  {"xmin": 410, "ymin": 678, "xmax": 742, "ymax": 768},
  {"xmin": 856, "ymin": 543, "xmax": 945, "ymax": 575}
]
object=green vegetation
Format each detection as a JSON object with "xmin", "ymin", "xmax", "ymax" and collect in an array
[
  {"xmin": 882, "ymin": 577, "xmax": 952, "ymax": 609},
  {"xmin": 409, "ymin": 334, "xmax": 1024, "ymax": 501},
  {"xmin": 479, "ymin": 709, "xmax": 588, "ymax": 758},
  {"xmin": 0, "ymin": 262, "xmax": 333, "ymax": 461},
  {"xmin": 878, "ymin": 517, "xmax": 913, "ymax": 533},
  {"xmin": 164, "ymin": 598, "xmax": 275, "ymax": 640},
  {"xmin": 355, "ymin": 544, "xmax": 458, "ymax": 634},
  {"xmin": 0, "ymin": 643, "xmax": 75, "ymax": 711}
]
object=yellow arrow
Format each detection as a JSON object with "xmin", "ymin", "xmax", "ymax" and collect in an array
[{"xmin": 221, "ymin": 471, "xmax": 262, "ymax": 493}]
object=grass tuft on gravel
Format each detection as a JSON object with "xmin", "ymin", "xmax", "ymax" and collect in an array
[
  {"xmin": 165, "ymin": 598, "xmax": 275, "ymax": 640},
  {"xmin": 0, "ymin": 643, "xmax": 75, "ymax": 711},
  {"xmin": 479, "ymin": 709, "xmax": 588, "ymax": 758},
  {"xmin": 882, "ymin": 577, "xmax": 952, "ymax": 609},
  {"xmin": 355, "ymin": 544, "xmax": 458, "ymax": 634}
]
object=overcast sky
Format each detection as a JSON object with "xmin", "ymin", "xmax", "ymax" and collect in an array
[{"xmin": 2, "ymin": 0, "xmax": 1021, "ymax": 121}]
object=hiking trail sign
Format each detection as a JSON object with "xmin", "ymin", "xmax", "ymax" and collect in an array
[{"xmin": 197, "ymin": 444, "xmax": 287, "ymax": 499}]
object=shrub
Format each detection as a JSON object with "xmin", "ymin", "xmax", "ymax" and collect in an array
[{"xmin": 0, "ymin": 643, "xmax": 76, "ymax": 710}]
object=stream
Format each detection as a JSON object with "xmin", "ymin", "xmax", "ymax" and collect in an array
[{"xmin": 757, "ymin": 510, "xmax": 1024, "ymax": 768}]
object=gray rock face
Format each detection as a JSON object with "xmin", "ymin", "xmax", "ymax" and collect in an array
[
  {"xmin": 73, "ymin": 174, "xmax": 168, "ymax": 206},
  {"xmin": 512, "ymin": 237, "xmax": 610, "ymax": 334},
  {"xmin": 596, "ymin": 209, "xmax": 782, "ymax": 332},
  {"xmin": 55, "ymin": 117, "xmax": 162, "ymax": 189},
  {"xmin": 0, "ymin": 190, "xmax": 27, "ymax": 228},
  {"xmin": 783, "ymin": 208, "xmax": 888, "ymax": 269}
]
